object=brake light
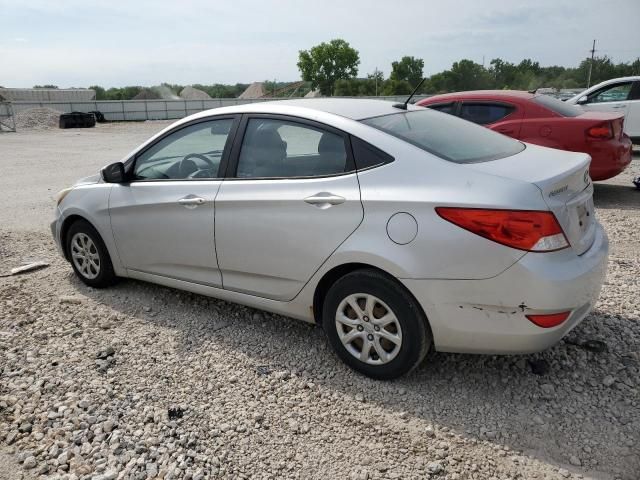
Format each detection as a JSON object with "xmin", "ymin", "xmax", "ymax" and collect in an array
[
  {"xmin": 526, "ymin": 311, "xmax": 571, "ymax": 328},
  {"xmin": 435, "ymin": 208, "xmax": 569, "ymax": 252},
  {"xmin": 587, "ymin": 123, "xmax": 613, "ymax": 139}
]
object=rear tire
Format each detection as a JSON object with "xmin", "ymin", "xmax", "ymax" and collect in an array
[
  {"xmin": 322, "ymin": 269, "xmax": 431, "ymax": 380},
  {"xmin": 66, "ymin": 220, "xmax": 117, "ymax": 288}
]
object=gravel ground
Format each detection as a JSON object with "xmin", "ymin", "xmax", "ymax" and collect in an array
[{"xmin": 1, "ymin": 123, "xmax": 639, "ymax": 480}]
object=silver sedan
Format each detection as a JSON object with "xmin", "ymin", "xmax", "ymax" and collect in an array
[{"xmin": 52, "ymin": 99, "xmax": 608, "ymax": 379}]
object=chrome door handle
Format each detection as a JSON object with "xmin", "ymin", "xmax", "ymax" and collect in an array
[
  {"xmin": 178, "ymin": 196, "xmax": 206, "ymax": 208},
  {"xmin": 304, "ymin": 192, "xmax": 346, "ymax": 209},
  {"xmin": 612, "ymin": 105, "xmax": 626, "ymax": 109}
]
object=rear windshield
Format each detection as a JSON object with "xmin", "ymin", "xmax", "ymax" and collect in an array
[
  {"xmin": 533, "ymin": 94, "xmax": 582, "ymax": 117},
  {"xmin": 361, "ymin": 109, "xmax": 525, "ymax": 164}
]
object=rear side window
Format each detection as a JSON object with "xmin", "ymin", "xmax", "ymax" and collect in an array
[
  {"xmin": 351, "ymin": 136, "xmax": 394, "ymax": 170},
  {"xmin": 460, "ymin": 103, "xmax": 514, "ymax": 125},
  {"xmin": 427, "ymin": 102, "xmax": 456, "ymax": 115},
  {"xmin": 533, "ymin": 94, "xmax": 582, "ymax": 117},
  {"xmin": 236, "ymin": 118, "xmax": 349, "ymax": 178},
  {"xmin": 361, "ymin": 109, "xmax": 525, "ymax": 164}
]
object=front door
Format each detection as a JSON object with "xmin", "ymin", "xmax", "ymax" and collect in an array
[
  {"xmin": 109, "ymin": 116, "xmax": 238, "ymax": 286},
  {"xmin": 215, "ymin": 115, "xmax": 364, "ymax": 301},
  {"xmin": 581, "ymin": 81, "xmax": 636, "ymax": 136}
]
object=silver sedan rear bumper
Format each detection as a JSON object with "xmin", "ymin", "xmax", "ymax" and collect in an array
[{"xmin": 402, "ymin": 222, "xmax": 609, "ymax": 354}]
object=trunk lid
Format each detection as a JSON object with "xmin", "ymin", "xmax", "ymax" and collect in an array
[{"xmin": 466, "ymin": 143, "xmax": 596, "ymax": 255}]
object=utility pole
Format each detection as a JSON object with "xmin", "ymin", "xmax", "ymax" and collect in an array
[
  {"xmin": 375, "ymin": 67, "xmax": 379, "ymax": 96},
  {"xmin": 586, "ymin": 39, "xmax": 596, "ymax": 88}
]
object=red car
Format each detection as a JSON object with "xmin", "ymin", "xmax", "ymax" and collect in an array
[{"xmin": 417, "ymin": 91, "xmax": 632, "ymax": 180}]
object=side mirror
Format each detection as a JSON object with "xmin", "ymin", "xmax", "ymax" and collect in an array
[
  {"xmin": 101, "ymin": 162, "xmax": 126, "ymax": 183},
  {"xmin": 577, "ymin": 95, "xmax": 588, "ymax": 105}
]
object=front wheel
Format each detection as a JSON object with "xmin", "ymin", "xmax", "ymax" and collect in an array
[
  {"xmin": 66, "ymin": 220, "xmax": 117, "ymax": 288},
  {"xmin": 322, "ymin": 269, "xmax": 431, "ymax": 380}
]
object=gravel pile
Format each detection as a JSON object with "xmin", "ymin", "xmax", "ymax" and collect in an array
[
  {"xmin": 179, "ymin": 86, "xmax": 212, "ymax": 101},
  {"xmin": 14, "ymin": 108, "xmax": 62, "ymax": 131}
]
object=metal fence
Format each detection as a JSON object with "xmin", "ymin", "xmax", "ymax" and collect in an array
[{"xmin": 10, "ymin": 95, "xmax": 432, "ymax": 122}]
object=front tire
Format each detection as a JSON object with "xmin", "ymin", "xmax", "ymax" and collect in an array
[
  {"xmin": 322, "ymin": 269, "xmax": 431, "ymax": 380},
  {"xmin": 66, "ymin": 220, "xmax": 117, "ymax": 288}
]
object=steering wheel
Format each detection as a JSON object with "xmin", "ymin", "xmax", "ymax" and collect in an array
[{"xmin": 178, "ymin": 153, "xmax": 217, "ymax": 178}]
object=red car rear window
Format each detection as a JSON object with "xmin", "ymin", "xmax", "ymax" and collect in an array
[{"xmin": 533, "ymin": 95, "xmax": 582, "ymax": 117}]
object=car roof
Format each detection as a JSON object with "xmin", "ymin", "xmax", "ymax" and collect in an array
[
  {"xmin": 199, "ymin": 98, "xmax": 424, "ymax": 121},
  {"xmin": 420, "ymin": 90, "xmax": 535, "ymax": 102}
]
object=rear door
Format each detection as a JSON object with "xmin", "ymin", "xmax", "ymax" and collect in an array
[
  {"xmin": 459, "ymin": 101, "xmax": 523, "ymax": 138},
  {"xmin": 214, "ymin": 114, "xmax": 363, "ymax": 301}
]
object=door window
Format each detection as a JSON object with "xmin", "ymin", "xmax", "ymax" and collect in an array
[
  {"xmin": 460, "ymin": 103, "xmax": 515, "ymax": 125},
  {"xmin": 588, "ymin": 82, "xmax": 633, "ymax": 103},
  {"xmin": 236, "ymin": 118, "xmax": 348, "ymax": 178},
  {"xmin": 134, "ymin": 119, "xmax": 234, "ymax": 180}
]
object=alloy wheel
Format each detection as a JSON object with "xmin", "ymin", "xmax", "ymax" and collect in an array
[
  {"xmin": 70, "ymin": 232, "xmax": 100, "ymax": 280},
  {"xmin": 335, "ymin": 293, "xmax": 403, "ymax": 365}
]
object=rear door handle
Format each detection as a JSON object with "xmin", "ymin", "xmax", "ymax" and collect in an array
[
  {"xmin": 304, "ymin": 192, "xmax": 346, "ymax": 209},
  {"xmin": 178, "ymin": 196, "xmax": 206, "ymax": 208},
  {"xmin": 612, "ymin": 105, "xmax": 627, "ymax": 109}
]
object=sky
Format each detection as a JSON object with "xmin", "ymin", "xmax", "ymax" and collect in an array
[{"xmin": 1, "ymin": 0, "xmax": 639, "ymax": 88}]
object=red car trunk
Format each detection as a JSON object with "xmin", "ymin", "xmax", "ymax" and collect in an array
[{"xmin": 417, "ymin": 92, "xmax": 633, "ymax": 181}]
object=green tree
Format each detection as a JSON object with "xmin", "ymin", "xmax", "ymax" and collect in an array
[
  {"xmin": 33, "ymin": 84, "xmax": 58, "ymax": 89},
  {"xmin": 89, "ymin": 85, "xmax": 106, "ymax": 100},
  {"xmin": 389, "ymin": 56, "xmax": 424, "ymax": 88},
  {"xmin": 297, "ymin": 39, "xmax": 360, "ymax": 96},
  {"xmin": 383, "ymin": 79, "xmax": 413, "ymax": 95}
]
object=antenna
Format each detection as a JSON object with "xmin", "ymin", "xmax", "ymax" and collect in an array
[
  {"xmin": 586, "ymin": 39, "xmax": 597, "ymax": 88},
  {"xmin": 393, "ymin": 78, "xmax": 426, "ymax": 110}
]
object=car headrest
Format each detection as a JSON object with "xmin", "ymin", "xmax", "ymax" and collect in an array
[{"xmin": 318, "ymin": 133, "xmax": 344, "ymax": 155}]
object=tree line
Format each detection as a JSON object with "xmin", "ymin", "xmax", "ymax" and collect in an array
[{"xmin": 298, "ymin": 38, "xmax": 640, "ymax": 96}]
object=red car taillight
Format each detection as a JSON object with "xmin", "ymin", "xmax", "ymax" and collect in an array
[
  {"xmin": 587, "ymin": 122, "xmax": 613, "ymax": 140},
  {"xmin": 435, "ymin": 208, "xmax": 570, "ymax": 252},
  {"xmin": 526, "ymin": 311, "xmax": 571, "ymax": 328}
]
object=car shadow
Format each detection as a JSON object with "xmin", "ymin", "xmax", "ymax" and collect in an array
[
  {"xmin": 71, "ymin": 273, "xmax": 639, "ymax": 479},
  {"xmin": 593, "ymin": 183, "xmax": 639, "ymax": 211}
]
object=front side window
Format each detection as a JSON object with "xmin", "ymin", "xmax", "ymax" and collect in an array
[
  {"xmin": 460, "ymin": 103, "xmax": 515, "ymax": 125},
  {"xmin": 134, "ymin": 119, "xmax": 233, "ymax": 180},
  {"xmin": 361, "ymin": 109, "xmax": 525, "ymax": 164},
  {"xmin": 588, "ymin": 82, "xmax": 633, "ymax": 103},
  {"xmin": 236, "ymin": 118, "xmax": 348, "ymax": 178}
]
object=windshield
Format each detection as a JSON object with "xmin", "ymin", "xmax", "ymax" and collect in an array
[
  {"xmin": 361, "ymin": 109, "xmax": 525, "ymax": 163},
  {"xmin": 533, "ymin": 94, "xmax": 582, "ymax": 117}
]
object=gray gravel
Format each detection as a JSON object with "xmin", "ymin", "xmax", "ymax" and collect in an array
[{"xmin": 1, "ymin": 123, "xmax": 639, "ymax": 479}]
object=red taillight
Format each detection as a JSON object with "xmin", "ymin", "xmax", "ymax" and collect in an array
[
  {"xmin": 526, "ymin": 311, "xmax": 571, "ymax": 328},
  {"xmin": 587, "ymin": 123, "xmax": 613, "ymax": 139},
  {"xmin": 435, "ymin": 208, "xmax": 569, "ymax": 252}
]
